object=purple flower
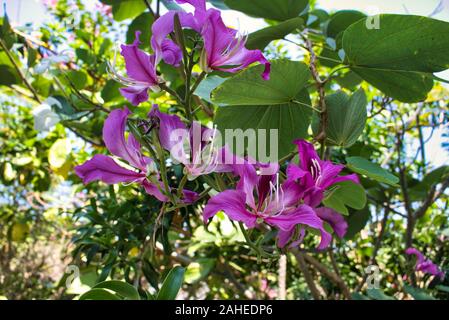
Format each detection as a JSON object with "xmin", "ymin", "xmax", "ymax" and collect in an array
[
  {"xmin": 203, "ymin": 162, "xmax": 332, "ymax": 250},
  {"xmin": 151, "ymin": 11, "xmax": 199, "ymax": 67},
  {"xmin": 153, "ymin": 0, "xmax": 271, "ymax": 79},
  {"xmin": 149, "ymin": 105, "xmax": 234, "ymax": 179},
  {"xmin": 75, "ymin": 108, "xmax": 197, "ymax": 204},
  {"xmin": 276, "ymin": 139, "xmax": 357, "ymax": 244},
  {"xmin": 406, "ymin": 248, "xmax": 445, "ymax": 280},
  {"xmin": 199, "ymin": 8, "xmax": 271, "ymax": 80},
  {"xmin": 287, "ymin": 140, "xmax": 360, "ymax": 207},
  {"xmin": 109, "ymin": 31, "xmax": 160, "ymax": 106}
]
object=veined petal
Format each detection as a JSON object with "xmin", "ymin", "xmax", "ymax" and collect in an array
[
  {"xmin": 142, "ymin": 180, "xmax": 169, "ymax": 202},
  {"xmin": 103, "ymin": 108, "xmax": 147, "ymax": 171},
  {"xmin": 315, "ymin": 207, "xmax": 348, "ymax": 238},
  {"xmin": 265, "ymin": 205, "xmax": 332, "ymax": 250},
  {"xmin": 75, "ymin": 154, "xmax": 145, "ymax": 185},
  {"xmin": 293, "ymin": 139, "xmax": 319, "ymax": 171},
  {"xmin": 203, "ymin": 190, "xmax": 257, "ymax": 228},
  {"xmin": 151, "ymin": 11, "xmax": 199, "ymax": 65},
  {"xmin": 175, "ymin": 0, "xmax": 206, "ymax": 12},
  {"xmin": 121, "ymin": 31, "xmax": 158, "ymax": 85},
  {"xmin": 148, "ymin": 105, "xmax": 188, "ymax": 157},
  {"xmin": 119, "ymin": 86, "xmax": 149, "ymax": 106}
]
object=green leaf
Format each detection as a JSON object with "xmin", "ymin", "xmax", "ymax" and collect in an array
[
  {"xmin": 342, "ymin": 15, "xmax": 449, "ymax": 102},
  {"xmin": 346, "ymin": 156, "xmax": 399, "ymax": 186},
  {"xmin": 156, "ymin": 266, "xmax": 185, "ymax": 300},
  {"xmin": 350, "ymin": 66, "xmax": 434, "ymax": 103},
  {"xmin": 344, "ymin": 207, "xmax": 371, "ymax": 239},
  {"xmin": 436, "ymin": 285, "xmax": 449, "ymax": 293},
  {"xmin": 194, "ymin": 75, "xmax": 227, "ymax": 104},
  {"xmin": 101, "ymin": 80, "xmax": 122, "ymax": 103},
  {"xmin": 0, "ymin": 65, "xmax": 19, "ymax": 86},
  {"xmin": 127, "ymin": 12, "xmax": 154, "ymax": 48},
  {"xmin": 67, "ymin": 70, "xmax": 88, "ymax": 91},
  {"xmin": 212, "ymin": 60, "xmax": 311, "ymax": 106},
  {"xmin": 184, "ymin": 258, "xmax": 216, "ymax": 284},
  {"xmin": 93, "ymin": 280, "xmax": 140, "ymax": 300},
  {"xmin": 403, "ymin": 285, "xmax": 436, "ymax": 300},
  {"xmin": 323, "ymin": 181, "xmax": 366, "ymax": 215},
  {"xmin": 316, "ymin": 89, "xmax": 367, "ymax": 147},
  {"xmin": 224, "ymin": 0, "xmax": 308, "ymax": 21},
  {"xmin": 208, "ymin": 0, "xmax": 229, "ymax": 9},
  {"xmin": 79, "ymin": 288, "xmax": 121, "ymax": 300},
  {"xmin": 215, "ymin": 89, "xmax": 312, "ymax": 160},
  {"xmin": 101, "ymin": 0, "xmax": 147, "ymax": 21},
  {"xmin": 325, "ymin": 10, "xmax": 366, "ymax": 39},
  {"xmin": 246, "ymin": 17, "xmax": 303, "ymax": 50},
  {"xmin": 366, "ymin": 288, "xmax": 395, "ymax": 300}
]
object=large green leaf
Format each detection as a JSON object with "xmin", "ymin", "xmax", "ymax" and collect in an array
[
  {"xmin": 325, "ymin": 10, "xmax": 366, "ymax": 39},
  {"xmin": 215, "ymin": 89, "xmax": 312, "ymax": 160},
  {"xmin": 342, "ymin": 15, "xmax": 449, "ymax": 102},
  {"xmin": 100, "ymin": 0, "xmax": 147, "ymax": 21},
  {"xmin": 246, "ymin": 17, "xmax": 303, "ymax": 50},
  {"xmin": 350, "ymin": 66, "xmax": 434, "ymax": 103},
  {"xmin": 156, "ymin": 266, "xmax": 185, "ymax": 300},
  {"xmin": 346, "ymin": 156, "xmax": 399, "ymax": 186},
  {"xmin": 316, "ymin": 89, "xmax": 367, "ymax": 147},
  {"xmin": 366, "ymin": 288, "xmax": 395, "ymax": 300},
  {"xmin": 93, "ymin": 280, "xmax": 140, "ymax": 300},
  {"xmin": 211, "ymin": 60, "xmax": 311, "ymax": 106},
  {"xmin": 323, "ymin": 181, "xmax": 366, "ymax": 215},
  {"xmin": 344, "ymin": 207, "xmax": 371, "ymax": 239},
  {"xmin": 127, "ymin": 12, "xmax": 154, "ymax": 48},
  {"xmin": 224, "ymin": 0, "xmax": 309, "ymax": 21}
]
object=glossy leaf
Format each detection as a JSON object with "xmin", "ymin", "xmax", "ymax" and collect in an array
[
  {"xmin": 224, "ymin": 0, "xmax": 309, "ymax": 21},
  {"xmin": 93, "ymin": 280, "xmax": 140, "ymax": 300},
  {"xmin": 215, "ymin": 89, "xmax": 312, "ymax": 160},
  {"xmin": 246, "ymin": 17, "xmax": 303, "ymax": 50},
  {"xmin": 156, "ymin": 266, "xmax": 185, "ymax": 300},
  {"xmin": 323, "ymin": 181, "xmax": 367, "ymax": 215},
  {"xmin": 346, "ymin": 156, "xmax": 399, "ymax": 186},
  {"xmin": 212, "ymin": 60, "xmax": 311, "ymax": 106}
]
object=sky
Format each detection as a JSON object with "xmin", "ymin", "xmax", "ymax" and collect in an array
[{"xmin": 1, "ymin": 0, "xmax": 448, "ymax": 167}]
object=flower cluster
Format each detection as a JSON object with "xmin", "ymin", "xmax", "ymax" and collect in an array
[
  {"xmin": 111, "ymin": 0, "xmax": 271, "ymax": 106},
  {"xmin": 406, "ymin": 247, "xmax": 445, "ymax": 280},
  {"xmin": 204, "ymin": 140, "xmax": 360, "ymax": 250},
  {"xmin": 75, "ymin": 0, "xmax": 361, "ymax": 253}
]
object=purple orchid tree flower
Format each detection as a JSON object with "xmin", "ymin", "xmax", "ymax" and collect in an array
[
  {"xmin": 203, "ymin": 161, "xmax": 333, "ymax": 250},
  {"xmin": 153, "ymin": 0, "xmax": 271, "ymax": 79},
  {"xmin": 75, "ymin": 108, "xmax": 197, "ymax": 204},
  {"xmin": 406, "ymin": 247, "xmax": 445, "ymax": 280},
  {"xmin": 109, "ymin": 31, "xmax": 161, "ymax": 106},
  {"xmin": 275, "ymin": 139, "xmax": 360, "ymax": 245},
  {"xmin": 149, "ymin": 105, "xmax": 234, "ymax": 180},
  {"xmin": 287, "ymin": 139, "xmax": 360, "ymax": 207}
]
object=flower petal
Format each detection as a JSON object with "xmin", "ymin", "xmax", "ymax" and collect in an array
[
  {"xmin": 75, "ymin": 154, "xmax": 145, "ymax": 184},
  {"xmin": 119, "ymin": 86, "xmax": 149, "ymax": 106},
  {"xmin": 103, "ymin": 108, "xmax": 147, "ymax": 171},
  {"xmin": 315, "ymin": 207, "xmax": 348, "ymax": 238},
  {"xmin": 265, "ymin": 205, "xmax": 332, "ymax": 250},
  {"xmin": 203, "ymin": 190, "xmax": 257, "ymax": 228},
  {"xmin": 121, "ymin": 31, "xmax": 158, "ymax": 85}
]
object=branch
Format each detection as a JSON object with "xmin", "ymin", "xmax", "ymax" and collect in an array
[
  {"xmin": 292, "ymin": 250, "xmax": 321, "ymax": 300},
  {"xmin": 415, "ymin": 177, "xmax": 449, "ymax": 219},
  {"xmin": 0, "ymin": 38, "xmax": 42, "ymax": 103},
  {"xmin": 302, "ymin": 253, "xmax": 352, "ymax": 299}
]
